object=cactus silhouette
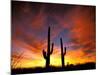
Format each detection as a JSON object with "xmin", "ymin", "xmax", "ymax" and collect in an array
[
  {"xmin": 60, "ymin": 38, "xmax": 66, "ymax": 68},
  {"xmin": 42, "ymin": 27, "xmax": 54, "ymax": 68}
]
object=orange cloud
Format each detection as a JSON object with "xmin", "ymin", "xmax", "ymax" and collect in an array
[{"xmin": 12, "ymin": 2, "xmax": 96, "ymax": 69}]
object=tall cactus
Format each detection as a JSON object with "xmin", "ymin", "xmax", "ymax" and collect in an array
[
  {"xmin": 60, "ymin": 38, "xmax": 66, "ymax": 68},
  {"xmin": 42, "ymin": 27, "xmax": 54, "ymax": 68}
]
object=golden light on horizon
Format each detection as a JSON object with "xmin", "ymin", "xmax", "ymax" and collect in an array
[
  {"xmin": 11, "ymin": 1, "xmax": 96, "ymax": 74},
  {"xmin": 12, "ymin": 51, "xmax": 95, "ymax": 69}
]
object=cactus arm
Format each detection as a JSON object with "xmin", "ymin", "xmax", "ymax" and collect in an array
[
  {"xmin": 43, "ymin": 49, "xmax": 47, "ymax": 59},
  {"xmin": 50, "ymin": 43, "xmax": 54, "ymax": 54},
  {"xmin": 64, "ymin": 47, "xmax": 66, "ymax": 55}
]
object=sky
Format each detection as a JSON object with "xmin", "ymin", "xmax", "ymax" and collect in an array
[{"xmin": 11, "ymin": 1, "xmax": 96, "ymax": 69}]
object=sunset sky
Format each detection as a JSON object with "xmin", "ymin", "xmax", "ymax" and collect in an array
[{"xmin": 11, "ymin": 1, "xmax": 96, "ymax": 69}]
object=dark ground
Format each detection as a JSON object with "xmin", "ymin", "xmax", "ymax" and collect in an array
[{"xmin": 11, "ymin": 62, "xmax": 96, "ymax": 74}]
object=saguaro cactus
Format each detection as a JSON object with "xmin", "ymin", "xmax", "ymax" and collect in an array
[
  {"xmin": 60, "ymin": 38, "xmax": 66, "ymax": 68},
  {"xmin": 42, "ymin": 27, "xmax": 54, "ymax": 68}
]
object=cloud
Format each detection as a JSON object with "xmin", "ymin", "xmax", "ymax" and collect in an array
[{"xmin": 12, "ymin": 1, "xmax": 96, "ymax": 68}]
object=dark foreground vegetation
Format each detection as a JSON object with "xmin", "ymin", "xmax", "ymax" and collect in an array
[{"xmin": 11, "ymin": 62, "xmax": 96, "ymax": 74}]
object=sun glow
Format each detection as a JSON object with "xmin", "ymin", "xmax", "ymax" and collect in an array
[
  {"xmin": 12, "ymin": 49, "xmax": 96, "ymax": 69},
  {"xmin": 12, "ymin": 1, "xmax": 95, "ymax": 69},
  {"xmin": 12, "ymin": 59, "xmax": 46, "ymax": 69}
]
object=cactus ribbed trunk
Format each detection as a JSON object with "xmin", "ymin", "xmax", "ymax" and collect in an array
[
  {"xmin": 60, "ymin": 38, "xmax": 66, "ymax": 68},
  {"xmin": 43, "ymin": 27, "xmax": 54, "ymax": 68}
]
